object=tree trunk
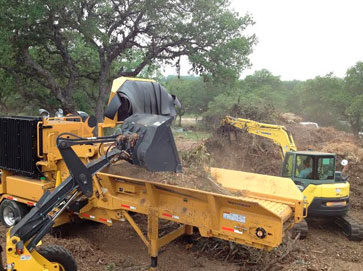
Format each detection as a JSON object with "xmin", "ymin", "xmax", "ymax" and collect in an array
[
  {"xmin": 351, "ymin": 125, "xmax": 359, "ymax": 137},
  {"xmin": 60, "ymin": 96, "xmax": 77, "ymax": 115},
  {"xmin": 350, "ymin": 118, "xmax": 360, "ymax": 137},
  {"xmin": 95, "ymin": 67, "xmax": 111, "ymax": 122}
]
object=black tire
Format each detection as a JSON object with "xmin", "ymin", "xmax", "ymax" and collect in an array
[
  {"xmin": 37, "ymin": 245, "xmax": 77, "ymax": 271},
  {"xmin": 0, "ymin": 199, "xmax": 28, "ymax": 227},
  {"xmin": 291, "ymin": 219, "xmax": 308, "ymax": 240}
]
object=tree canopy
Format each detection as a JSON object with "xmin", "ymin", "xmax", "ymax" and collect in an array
[
  {"xmin": 1, "ymin": 1, "xmax": 362, "ymax": 136},
  {"xmin": 164, "ymin": 62, "xmax": 363, "ymax": 136},
  {"xmin": 0, "ymin": 0, "xmax": 256, "ymax": 120},
  {"xmin": 343, "ymin": 62, "xmax": 363, "ymax": 135}
]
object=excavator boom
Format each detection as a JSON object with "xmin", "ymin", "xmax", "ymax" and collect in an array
[{"xmin": 221, "ymin": 116, "xmax": 297, "ymax": 158}]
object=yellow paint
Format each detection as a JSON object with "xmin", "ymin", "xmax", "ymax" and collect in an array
[
  {"xmin": 6, "ymin": 232, "xmax": 61, "ymax": 271},
  {"xmin": 5, "ymin": 176, "xmax": 53, "ymax": 201},
  {"xmin": 221, "ymin": 116, "xmax": 297, "ymax": 157},
  {"xmin": 210, "ymin": 167, "xmax": 303, "ymax": 203},
  {"xmin": 303, "ymin": 182, "xmax": 350, "ymax": 205},
  {"xmin": 55, "ymin": 171, "xmax": 62, "ymax": 187},
  {"xmin": 80, "ymin": 171, "xmax": 304, "ymax": 253}
]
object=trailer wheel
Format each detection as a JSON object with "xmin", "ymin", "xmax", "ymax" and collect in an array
[
  {"xmin": 38, "ymin": 245, "xmax": 77, "ymax": 271},
  {"xmin": 0, "ymin": 199, "xmax": 28, "ymax": 227}
]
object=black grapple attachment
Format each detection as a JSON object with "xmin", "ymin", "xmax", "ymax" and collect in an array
[{"xmin": 117, "ymin": 113, "xmax": 182, "ymax": 173}]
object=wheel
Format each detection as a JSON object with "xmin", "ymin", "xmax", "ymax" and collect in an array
[
  {"xmin": 291, "ymin": 219, "xmax": 308, "ymax": 239},
  {"xmin": 37, "ymin": 245, "xmax": 77, "ymax": 271},
  {"xmin": 0, "ymin": 199, "xmax": 28, "ymax": 227}
]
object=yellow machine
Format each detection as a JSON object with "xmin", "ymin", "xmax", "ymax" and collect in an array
[
  {"xmin": 221, "ymin": 115, "xmax": 362, "ymax": 240},
  {"xmin": 0, "ymin": 115, "xmax": 98, "ymax": 227},
  {"xmin": 0, "ymin": 78, "xmax": 305, "ymax": 271}
]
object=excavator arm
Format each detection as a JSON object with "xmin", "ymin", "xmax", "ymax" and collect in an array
[{"xmin": 221, "ymin": 115, "xmax": 297, "ymax": 158}]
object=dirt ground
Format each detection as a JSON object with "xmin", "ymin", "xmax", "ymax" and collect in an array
[{"xmin": 1, "ymin": 122, "xmax": 363, "ymax": 271}]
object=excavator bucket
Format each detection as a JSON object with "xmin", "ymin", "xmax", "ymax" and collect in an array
[{"xmin": 119, "ymin": 113, "xmax": 182, "ymax": 172}]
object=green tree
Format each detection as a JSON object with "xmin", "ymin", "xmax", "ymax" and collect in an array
[
  {"xmin": 203, "ymin": 71, "xmax": 281, "ymax": 126},
  {"xmin": 343, "ymin": 62, "xmax": 363, "ymax": 135},
  {"xmin": 292, "ymin": 74, "xmax": 344, "ymax": 126},
  {"xmin": 0, "ymin": 0, "xmax": 256, "ymax": 120},
  {"xmin": 165, "ymin": 76, "xmax": 224, "ymax": 125},
  {"xmin": 244, "ymin": 69, "xmax": 287, "ymax": 110},
  {"xmin": 244, "ymin": 69, "xmax": 281, "ymax": 91},
  {"xmin": 165, "ymin": 77, "xmax": 197, "ymax": 126},
  {"xmin": 0, "ymin": 68, "xmax": 59, "ymax": 115}
]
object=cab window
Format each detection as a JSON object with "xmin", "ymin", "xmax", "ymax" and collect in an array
[
  {"xmin": 103, "ymin": 124, "xmax": 122, "ymax": 136},
  {"xmin": 282, "ymin": 153, "xmax": 293, "ymax": 177},
  {"xmin": 294, "ymin": 155, "xmax": 313, "ymax": 179},
  {"xmin": 317, "ymin": 157, "xmax": 335, "ymax": 180}
]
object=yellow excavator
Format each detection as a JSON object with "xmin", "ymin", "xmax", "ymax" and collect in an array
[
  {"xmin": 220, "ymin": 115, "xmax": 362, "ymax": 240},
  {"xmin": 0, "ymin": 78, "xmax": 304, "ymax": 270}
]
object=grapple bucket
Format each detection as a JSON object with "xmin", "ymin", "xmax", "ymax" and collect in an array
[{"xmin": 120, "ymin": 113, "xmax": 182, "ymax": 172}]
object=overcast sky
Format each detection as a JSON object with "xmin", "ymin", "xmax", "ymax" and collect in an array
[{"xmin": 164, "ymin": 0, "xmax": 363, "ymax": 81}]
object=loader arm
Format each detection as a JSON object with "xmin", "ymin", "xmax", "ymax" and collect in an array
[
  {"xmin": 5, "ymin": 114, "xmax": 181, "ymax": 270},
  {"xmin": 9, "ymin": 136, "xmax": 124, "ymax": 252},
  {"xmin": 221, "ymin": 116, "xmax": 297, "ymax": 158}
]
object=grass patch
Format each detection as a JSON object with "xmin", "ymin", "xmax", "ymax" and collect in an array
[{"xmin": 173, "ymin": 130, "xmax": 211, "ymax": 141}]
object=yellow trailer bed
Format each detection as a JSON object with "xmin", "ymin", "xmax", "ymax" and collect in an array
[{"xmin": 74, "ymin": 169, "xmax": 304, "ymax": 260}]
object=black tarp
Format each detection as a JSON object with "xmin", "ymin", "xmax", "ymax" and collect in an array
[{"xmin": 104, "ymin": 80, "xmax": 180, "ymax": 121}]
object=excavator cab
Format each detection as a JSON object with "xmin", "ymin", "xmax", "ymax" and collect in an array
[
  {"xmin": 282, "ymin": 151, "xmax": 337, "ymax": 186},
  {"xmin": 281, "ymin": 151, "xmax": 349, "ymax": 217}
]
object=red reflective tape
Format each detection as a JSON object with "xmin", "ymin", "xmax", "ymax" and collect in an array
[
  {"xmin": 222, "ymin": 226, "xmax": 234, "ymax": 232},
  {"xmin": 162, "ymin": 213, "xmax": 172, "ymax": 218},
  {"xmin": 27, "ymin": 202, "xmax": 35, "ymax": 206},
  {"xmin": 121, "ymin": 204, "xmax": 136, "ymax": 210},
  {"xmin": 7, "ymin": 196, "xmax": 13, "ymax": 200},
  {"xmin": 82, "ymin": 213, "xmax": 91, "ymax": 218},
  {"xmin": 99, "ymin": 218, "xmax": 107, "ymax": 222}
]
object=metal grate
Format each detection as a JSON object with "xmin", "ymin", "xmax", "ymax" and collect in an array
[{"xmin": 0, "ymin": 116, "xmax": 42, "ymax": 177}]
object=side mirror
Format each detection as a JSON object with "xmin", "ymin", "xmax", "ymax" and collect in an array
[
  {"xmin": 56, "ymin": 108, "xmax": 64, "ymax": 117},
  {"xmin": 39, "ymin": 109, "xmax": 50, "ymax": 119},
  {"xmin": 341, "ymin": 159, "xmax": 348, "ymax": 166}
]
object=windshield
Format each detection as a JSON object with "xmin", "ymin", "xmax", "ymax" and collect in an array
[
  {"xmin": 282, "ymin": 153, "xmax": 293, "ymax": 177},
  {"xmin": 103, "ymin": 124, "xmax": 123, "ymax": 136},
  {"xmin": 294, "ymin": 155, "xmax": 313, "ymax": 179},
  {"xmin": 317, "ymin": 157, "xmax": 335, "ymax": 180}
]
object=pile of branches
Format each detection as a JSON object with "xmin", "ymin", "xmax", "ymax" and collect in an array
[{"xmin": 191, "ymin": 231, "xmax": 300, "ymax": 271}]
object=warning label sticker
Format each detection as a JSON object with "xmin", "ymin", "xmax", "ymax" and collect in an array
[
  {"xmin": 20, "ymin": 255, "xmax": 31, "ymax": 261},
  {"xmin": 223, "ymin": 212, "xmax": 246, "ymax": 223}
]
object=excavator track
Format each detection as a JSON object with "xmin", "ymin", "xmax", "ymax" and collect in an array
[
  {"xmin": 292, "ymin": 218, "xmax": 308, "ymax": 239},
  {"xmin": 334, "ymin": 215, "xmax": 363, "ymax": 241}
]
